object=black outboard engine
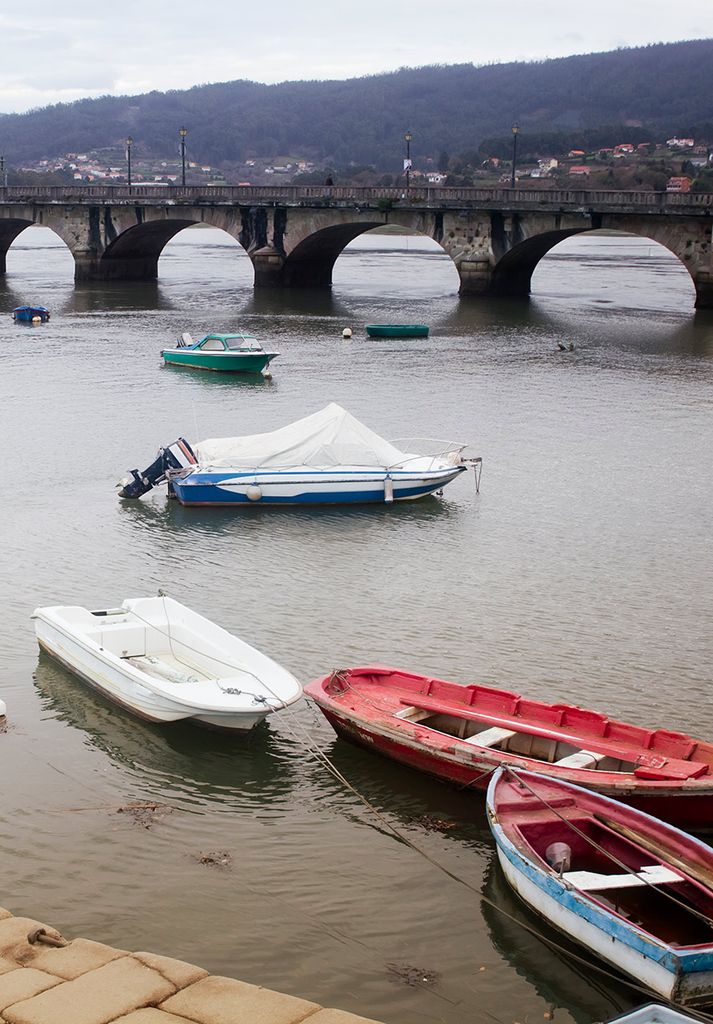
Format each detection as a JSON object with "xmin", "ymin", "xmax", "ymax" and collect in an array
[{"xmin": 118, "ymin": 438, "xmax": 197, "ymax": 499}]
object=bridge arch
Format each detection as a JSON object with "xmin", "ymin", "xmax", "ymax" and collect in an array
[
  {"xmin": 281, "ymin": 221, "xmax": 414, "ymax": 287},
  {"xmin": 93, "ymin": 208, "xmax": 248, "ymax": 281},
  {"xmin": 254, "ymin": 209, "xmax": 460, "ymax": 289},
  {"xmin": 489, "ymin": 220, "xmax": 708, "ymax": 307},
  {"xmin": 0, "ymin": 217, "xmax": 75, "ymax": 276}
]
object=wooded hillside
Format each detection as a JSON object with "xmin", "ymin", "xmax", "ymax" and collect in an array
[{"xmin": 1, "ymin": 39, "xmax": 711, "ymax": 167}]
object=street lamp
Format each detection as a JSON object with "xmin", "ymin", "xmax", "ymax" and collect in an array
[
  {"xmin": 179, "ymin": 127, "xmax": 188, "ymax": 187},
  {"xmin": 404, "ymin": 131, "xmax": 413, "ymax": 192},
  {"xmin": 510, "ymin": 122, "xmax": 520, "ymax": 189},
  {"xmin": 0, "ymin": 154, "xmax": 6, "ymax": 188},
  {"xmin": 126, "ymin": 136, "xmax": 133, "ymax": 187}
]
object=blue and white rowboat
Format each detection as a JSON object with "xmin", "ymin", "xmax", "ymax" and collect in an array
[{"xmin": 487, "ymin": 768, "xmax": 713, "ymax": 1006}]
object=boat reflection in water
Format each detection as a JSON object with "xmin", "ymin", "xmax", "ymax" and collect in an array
[
  {"xmin": 33, "ymin": 652, "xmax": 300, "ymax": 811},
  {"xmin": 481, "ymin": 855, "xmax": 635, "ymax": 1023}
]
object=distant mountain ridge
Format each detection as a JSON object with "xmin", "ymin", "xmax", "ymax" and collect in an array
[{"xmin": 1, "ymin": 39, "xmax": 712, "ymax": 168}]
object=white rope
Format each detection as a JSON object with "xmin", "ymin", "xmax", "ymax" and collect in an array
[{"xmin": 126, "ymin": 598, "xmax": 288, "ymax": 710}]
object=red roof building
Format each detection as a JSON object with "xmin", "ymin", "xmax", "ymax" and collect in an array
[{"xmin": 666, "ymin": 176, "xmax": 692, "ymax": 193}]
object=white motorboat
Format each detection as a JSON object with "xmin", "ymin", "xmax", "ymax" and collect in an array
[
  {"xmin": 118, "ymin": 403, "xmax": 480, "ymax": 506},
  {"xmin": 32, "ymin": 596, "xmax": 302, "ymax": 732}
]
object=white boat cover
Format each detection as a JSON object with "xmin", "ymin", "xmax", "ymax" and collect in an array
[{"xmin": 195, "ymin": 404, "xmax": 416, "ymax": 469}]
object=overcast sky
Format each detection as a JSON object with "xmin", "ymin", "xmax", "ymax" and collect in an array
[{"xmin": 0, "ymin": 0, "xmax": 711, "ymax": 114}]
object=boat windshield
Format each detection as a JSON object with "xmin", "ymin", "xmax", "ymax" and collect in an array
[{"xmin": 225, "ymin": 336, "xmax": 261, "ymax": 350}]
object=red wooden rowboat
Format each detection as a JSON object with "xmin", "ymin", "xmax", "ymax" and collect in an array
[{"xmin": 305, "ymin": 666, "xmax": 713, "ymax": 830}]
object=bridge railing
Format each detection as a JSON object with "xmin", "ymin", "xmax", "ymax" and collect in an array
[{"xmin": 0, "ymin": 184, "xmax": 710, "ymax": 208}]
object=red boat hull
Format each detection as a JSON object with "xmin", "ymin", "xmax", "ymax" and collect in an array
[{"xmin": 307, "ymin": 667, "xmax": 713, "ymax": 832}]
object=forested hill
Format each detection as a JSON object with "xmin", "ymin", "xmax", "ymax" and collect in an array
[{"xmin": 1, "ymin": 38, "xmax": 712, "ymax": 167}]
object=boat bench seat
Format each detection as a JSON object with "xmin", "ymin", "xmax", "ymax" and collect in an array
[
  {"xmin": 554, "ymin": 750, "xmax": 606, "ymax": 770},
  {"xmin": 96, "ymin": 624, "xmax": 147, "ymax": 658},
  {"xmin": 564, "ymin": 864, "xmax": 683, "ymax": 891},
  {"xmin": 463, "ymin": 727, "xmax": 516, "ymax": 748}
]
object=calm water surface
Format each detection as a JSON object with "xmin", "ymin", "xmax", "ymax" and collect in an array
[{"xmin": 1, "ymin": 227, "xmax": 712, "ymax": 1024}]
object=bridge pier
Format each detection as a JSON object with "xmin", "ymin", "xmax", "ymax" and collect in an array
[
  {"xmin": 694, "ymin": 271, "xmax": 713, "ymax": 309},
  {"xmin": 456, "ymin": 258, "xmax": 495, "ymax": 297},
  {"xmin": 250, "ymin": 245, "xmax": 337, "ymax": 288},
  {"xmin": 73, "ymin": 252, "xmax": 159, "ymax": 282}
]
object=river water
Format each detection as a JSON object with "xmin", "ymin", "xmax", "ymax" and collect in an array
[{"xmin": 0, "ymin": 227, "xmax": 712, "ymax": 1024}]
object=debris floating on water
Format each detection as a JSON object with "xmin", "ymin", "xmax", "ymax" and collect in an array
[
  {"xmin": 196, "ymin": 850, "xmax": 232, "ymax": 869},
  {"xmin": 385, "ymin": 963, "xmax": 439, "ymax": 987},
  {"xmin": 116, "ymin": 802, "xmax": 173, "ymax": 829},
  {"xmin": 411, "ymin": 814, "xmax": 458, "ymax": 832}
]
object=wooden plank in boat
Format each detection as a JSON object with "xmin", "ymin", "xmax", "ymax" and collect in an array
[{"xmin": 398, "ymin": 695, "xmax": 710, "ymax": 779}]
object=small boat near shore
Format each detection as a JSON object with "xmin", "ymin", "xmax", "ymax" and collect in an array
[
  {"xmin": 12, "ymin": 305, "xmax": 50, "ymax": 323},
  {"xmin": 32, "ymin": 596, "xmax": 302, "ymax": 732},
  {"xmin": 487, "ymin": 767, "xmax": 713, "ymax": 1005},
  {"xmin": 365, "ymin": 324, "xmax": 429, "ymax": 338},
  {"xmin": 118, "ymin": 403, "xmax": 478, "ymax": 507},
  {"xmin": 162, "ymin": 332, "xmax": 278, "ymax": 374},
  {"xmin": 305, "ymin": 666, "xmax": 713, "ymax": 830}
]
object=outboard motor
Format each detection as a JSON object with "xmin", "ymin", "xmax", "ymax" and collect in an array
[
  {"xmin": 545, "ymin": 841, "xmax": 572, "ymax": 875},
  {"xmin": 118, "ymin": 438, "xmax": 197, "ymax": 499}
]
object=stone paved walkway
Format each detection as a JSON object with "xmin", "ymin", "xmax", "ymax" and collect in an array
[{"xmin": 0, "ymin": 907, "xmax": 381, "ymax": 1024}]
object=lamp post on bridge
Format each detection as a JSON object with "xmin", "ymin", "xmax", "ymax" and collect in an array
[
  {"xmin": 404, "ymin": 131, "xmax": 413, "ymax": 193},
  {"xmin": 510, "ymin": 122, "xmax": 520, "ymax": 189},
  {"xmin": 125, "ymin": 136, "xmax": 133, "ymax": 188},
  {"xmin": 179, "ymin": 127, "xmax": 188, "ymax": 187},
  {"xmin": 0, "ymin": 154, "xmax": 6, "ymax": 188}
]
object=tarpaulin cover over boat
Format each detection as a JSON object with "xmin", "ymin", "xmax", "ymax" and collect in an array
[{"xmin": 195, "ymin": 403, "xmax": 417, "ymax": 470}]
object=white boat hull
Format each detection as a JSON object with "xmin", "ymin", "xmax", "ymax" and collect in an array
[
  {"xmin": 33, "ymin": 598, "xmax": 302, "ymax": 733},
  {"xmin": 495, "ymin": 844, "xmax": 678, "ymax": 1001}
]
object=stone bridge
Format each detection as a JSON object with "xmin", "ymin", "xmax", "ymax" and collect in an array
[{"xmin": 1, "ymin": 184, "xmax": 712, "ymax": 305}]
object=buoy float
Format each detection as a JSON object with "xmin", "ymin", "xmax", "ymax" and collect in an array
[
  {"xmin": 246, "ymin": 485, "xmax": 263, "ymax": 502},
  {"xmin": 384, "ymin": 475, "xmax": 394, "ymax": 503},
  {"xmin": 342, "ymin": 327, "xmax": 352, "ymax": 338}
]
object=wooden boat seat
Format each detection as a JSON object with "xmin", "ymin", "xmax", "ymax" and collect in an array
[
  {"xmin": 464, "ymin": 727, "xmax": 516, "ymax": 748},
  {"xmin": 554, "ymin": 750, "xmax": 607, "ymax": 769},
  {"xmin": 398, "ymin": 696, "xmax": 711, "ymax": 782},
  {"xmin": 564, "ymin": 864, "xmax": 683, "ymax": 892}
]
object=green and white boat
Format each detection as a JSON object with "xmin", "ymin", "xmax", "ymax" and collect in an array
[{"xmin": 162, "ymin": 333, "xmax": 279, "ymax": 374}]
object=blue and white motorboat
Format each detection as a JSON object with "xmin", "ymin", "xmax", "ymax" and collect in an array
[
  {"xmin": 487, "ymin": 767, "xmax": 713, "ymax": 1006},
  {"xmin": 118, "ymin": 403, "xmax": 479, "ymax": 506}
]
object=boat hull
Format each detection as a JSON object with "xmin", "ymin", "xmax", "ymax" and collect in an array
[
  {"xmin": 488, "ymin": 771, "xmax": 713, "ymax": 1006},
  {"xmin": 306, "ymin": 667, "xmax": 713, "ymax": 831},
  {"xmin": 33, "ymin": 605, "xmax": 293, "ymax": 733},
  {"xmin": 162, "ymin": 350, "xmax": 274, "ymax": 373},
  {"xmin": 321, "ymin": 706, "xmax": 713, "ymax": 829},
  {"xmin": 13, "ymin": 308, "xmax": 50, "ymax": 323},
  {"xmin": 171, "ymin": 465, "xmax": 465, "ymax": 506},
  {"xmin": 365, "ymin": 325, "xmax": 429, "ymax": 338},
  {"xmin": 495, "ymin": 840, "xmax": 683, "ymax": 1002},
  {"xmin": 37, "ymin": 639, "xmax": 267, "ymax": 732}
]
